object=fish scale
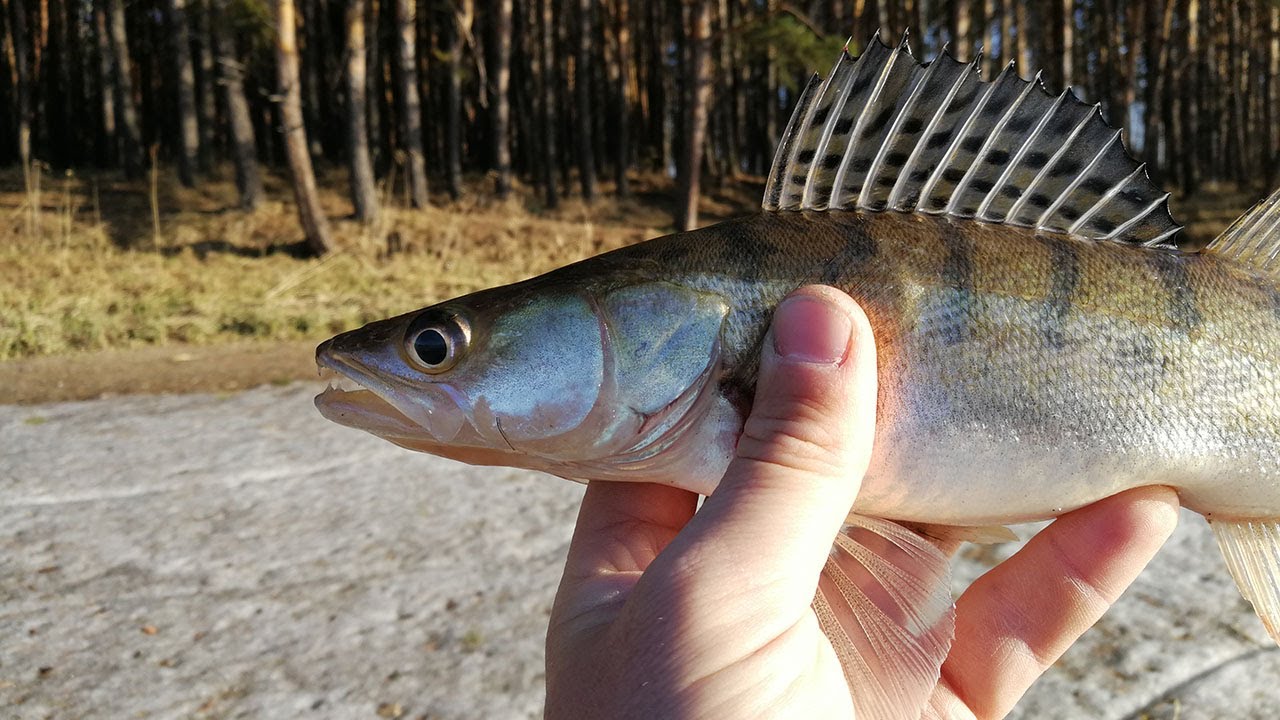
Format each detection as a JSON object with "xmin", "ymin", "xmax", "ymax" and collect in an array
[{"xmin": 316, "ymin": 36, "xmax": 1280, "ymax": 720}]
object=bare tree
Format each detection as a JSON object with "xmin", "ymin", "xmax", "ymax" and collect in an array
[
  {"xmin": 677, "ymin": 0, "xmax": 711, "ymax": 231},
  {"xmin": 536, "ymin": 0, "xmax": 557, "ymax": 208},
  {"xmin": 393, "ymin": 0, "xmax": 428, "ymax": 207},
  {"xmin": 274, "ymin": 0, "xmax": 334, "ymax": 254},
  {"xmin": 1061, "ymin": 0, "xmax": 1074, "ymax": 86},
  {"xmin": 194, "ymin": 0, "xmax": 217, "ymax": 173},
  {"xmin": 575, "ymin": 0, "xmax": 596, "ymax": 201},
  {"xmin": 346, "ymin": 0, "xmax": 379, "ymax": 223},
  {"xmin": 607, "ymin": 0, "xmax": 632, "ymax": 197},
  {"xmin": 93, "ymin": 1, "xmax": 117, "ymax": 165},
  {"xmin": 444, "ymin": 0, "xmax": 470, "ymax": 200},
  {"xmin": 211, "ymin": 0, "xmax": 261, "ymax": 209},
  {"xmin": 492, "ymin": 0, "xmax": 513, "ymax": 197},
  {"xmin": 106, "ymin": 0, "xmax": 143, "ymax": 177},
  {"xmin": 954, "ymin": 0, "xmax": 972, "ymax": 59},
  {"xmin": 8, "ymin": 0, "xmax": 31, "ymax": 178},
  {"xmin": 171, "ymin": 0, "xmax": 200, "ymax": 186}
]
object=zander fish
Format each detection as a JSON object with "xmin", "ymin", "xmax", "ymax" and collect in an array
[{"xmin": 315, "ymin": 34, "xmax": 1280, "ymax": 720}]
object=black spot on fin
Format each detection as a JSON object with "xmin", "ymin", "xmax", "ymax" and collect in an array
[
  {"xmin": 1205, "ymin": 186, "xmax": 1280, "ymax": 279},
  {"xmin": 761, "ymin": 33, "xmax": 1184, "ymax": 250}
]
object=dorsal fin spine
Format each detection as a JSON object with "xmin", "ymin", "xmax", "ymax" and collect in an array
[
  {"xmin": 1037, "ymin": 130, "xmax": 1120, "ymax": 230},
  {"xmin": 1142, "ymin": 222, "xmax": 1180, "ymax": 248},
  {"xmin": 946, "ymin": 70, "xmax": 1041, "ymax": 215},
  {"xmin": 1108, "ymin": 192, "xmax": 1169, "ymax": 241},
  {"xmin": 978, "ymin": 88, "xmax": 1069, "ymax": 220},
  {"xmin": 887, "ymin": 53, "xmax": 980, "ymax": 210},
  {"xmin": 918, "ymin": 62, "xmax": 1014, "ymax": 211},
  {"xmin": 1005, "ymin": 104, "xmax": 1096, "ymax": 221},
  {"xmin": 803, "ymin": 52, "xmax": 859, "ymax": 209},
  {"xmin": 862, "ymin": 56, "xmax": 938, "ymax": 210},
  {"xmin": 762, "ymin": 73, "xmax": 822, "ymax": 210},
  {"xmin": 831, "ymin": 42, "xmax": 910, "ymax": 208},
  {"xmin": 1069, "ymin": 164, "xmax": 1147, "ymax": 234}
]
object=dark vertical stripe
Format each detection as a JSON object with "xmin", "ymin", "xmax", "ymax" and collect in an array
[
  {"xmin": 1149, "ymin": 251, "xmax": 1201, "ymax": 333},
  {"xmin": 1268, "ymin": 286, "xmax": 1280, "ymax": 324},
  {"xmin": 819, "ymin": 222, "xmax": 878, "ymax": 285},
  {"xmin": 939, "ymin": 222, "xmax": 975, "ymax": 345},
  {"xmin": 1039, "ymin": 236, "xmax": 1081, "ymax": 348}
]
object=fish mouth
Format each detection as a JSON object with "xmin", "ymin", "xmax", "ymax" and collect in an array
[
  {"xmin": 314, "ymin": 361, "xmax": 432, "ymax": 442},
  {"xmin": 314, "ymin": 357, "xmax": 545, "ymax": 469}
]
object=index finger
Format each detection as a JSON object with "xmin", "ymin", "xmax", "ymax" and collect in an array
[{"xmin": 935, "ymin": 485, "xmax": 1180, "ymax": 719}]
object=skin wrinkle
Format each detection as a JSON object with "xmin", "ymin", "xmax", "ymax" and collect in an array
[{"xmin": 673, "ymin": 614, "xmax": 818, "ymax": 718}]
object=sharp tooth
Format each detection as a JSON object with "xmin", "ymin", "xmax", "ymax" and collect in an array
[{"xmin": 320, "ymin": 373, "xmax": 367, "ymax": 393}]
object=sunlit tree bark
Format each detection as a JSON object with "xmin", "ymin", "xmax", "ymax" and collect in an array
[
  {"xmin": 274, "ymin": 0, "xmax": 333, "ymax": 253},
  {"xmin": 171, "ymin": 0, "xmax": 199, "ymax": 186},
  {"xmin": 345, "ymin": 0, "xmax": 379, "ymax": 223},
  {"xmin": 677, "ymin": 0, "xmax": 711, "ymax": 231},
  {"xmin": 393, "ymin": 0, "xmax": 428, "ymax": 207}
]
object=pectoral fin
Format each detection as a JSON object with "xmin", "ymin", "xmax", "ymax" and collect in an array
[
  {"xmin": 898, "ymin": 521, "xmax": 1020, "ymax": 545},
  {"xmin": 1210, "ymin": 518, "xmax": 1280, "ymax": 644},
  {"xmin": 813, "ymin": 514, "xmax": 955, "ymax": 720}
]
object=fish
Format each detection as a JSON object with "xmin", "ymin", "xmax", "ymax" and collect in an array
[{"xmin": 315, "ymin": 33, "xmax": 1280, "ymax": 720}]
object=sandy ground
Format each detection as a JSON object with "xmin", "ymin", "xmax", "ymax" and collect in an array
[{"xmin": 3, "ymin": 382, "xmax": 1280, "ymax": 719}]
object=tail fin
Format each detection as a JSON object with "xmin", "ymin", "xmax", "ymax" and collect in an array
[
  {"xmin": 1203, "ymin": 187, "xmax": 1280, "ymax": 278},
  {"xmin": 1210, "ymin": 518, "xmax": 1280, "ymax": 644}
]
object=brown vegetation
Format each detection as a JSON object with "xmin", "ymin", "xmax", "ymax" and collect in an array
[{"xmin": 0, "ymin": 165, "xmax": 760, "ymax": 361}]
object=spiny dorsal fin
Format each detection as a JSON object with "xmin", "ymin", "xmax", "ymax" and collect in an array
[
  {"xmin": 762, "ymin": 33, "xmax": 1182, "ymax": 248},
  {"xmin": 1205, "ymin": 187, "xmax": 1280, "ymax": 277}
]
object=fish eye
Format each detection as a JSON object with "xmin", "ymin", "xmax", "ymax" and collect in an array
[{"xmin": 405, "ymin": 316, "xmax": 468, "ymax": 374}]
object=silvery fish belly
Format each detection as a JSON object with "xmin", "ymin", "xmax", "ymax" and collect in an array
[{"xmin": 315, "ymin": 34, "xmax": 1280, "ymax": 720}]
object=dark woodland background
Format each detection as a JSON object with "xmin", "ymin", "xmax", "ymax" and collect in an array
[{"xmin": 2, "ymin": 0, "xmax": 1278, "ymax": 253}]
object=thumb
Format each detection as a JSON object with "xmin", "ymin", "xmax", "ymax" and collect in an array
[{"xmin": 683, "ymin": 285, "xmax": 879, "ymax": 607}]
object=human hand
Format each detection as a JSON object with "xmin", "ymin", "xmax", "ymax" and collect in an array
[{"xmin": 544, "ymin": 285, "xmax": 1180, "ymax": 720}]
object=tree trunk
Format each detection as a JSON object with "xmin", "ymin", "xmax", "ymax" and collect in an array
[
  {"xmin": 1014, "ymin": 0, "xmax": 1032, "ymax": 71},
  {"xmin": 953, "ymin": 0, "xmax": 971, "ymax": 59},
  {"xmin": 677, "ymin": 0, "xmax": 710, "ymax": 231},
  {"xmin": 980, "ymin": 0, "xmax": 994, "ymax": 75},
  {"xmin": 93, "ymin": 2, "xmax": 117, "ymax": 166},
  {"xmin": 106, "ymin": 0, "xmax": 142, "ymax": 177},
  {"xmin": 8, "ymin": 0, "xmax": 31, "ymax": 175},
  {"xmin": 1268, "ymin": 4, "xmax": 1279, "ymax": 188},
  {"xmin": 274, "ymin": 0, "xmax": 333, "ymax": 253},
  {"xmin": 999, "ymin": 0, "xmax": 1013, "ymax": 67},
  {"xmin": 608, "ymin": 0, "xmax": 631, "ymax": 197},
  {"xmin": 345, "ymin": 0, "xmax": 378, "ymax": 223},
  {"xmin": 574, "ymin": 0, "xmax": 596, "ymax": 201},
  {"xmin": 212, "ymin": 0, "xmax": 261, "ymax": 209},
  {"xmin": 445, "ymin": 0, "xmax": 470, "ymax": 200},
  {"xmin": 171, "ymin": 0, "xmax": 199, "ymax": 186},
  {"xmin": 491, "ymin": 0, "xmax": 512, "ymax": 197},
  {"xmin": 1062, "ymin": 0, "xmax": 1073, "ymax": 88},
  {"xmin": 364, "ymin": 0, "xmax": 383, "ymax": 175},
  {"xmin": 537, "ymin": 0, "xmax": 557, "ymax": 207},
  {"xmin": 393, "ymin": 0, "xmax": 428, "ymax": 207},
  {"xmin": 194, "ymin": 0, "xmax": 217, "ymax": 173}
]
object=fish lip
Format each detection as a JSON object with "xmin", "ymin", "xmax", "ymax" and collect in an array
[{"xmin": 314, "ymin": 344, "xmax": 419, "ymax": 432}]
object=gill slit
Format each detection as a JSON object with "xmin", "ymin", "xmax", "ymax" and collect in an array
[{"xmin": 494, "ymin": 416, "xmax": 516, "ymax": 452}]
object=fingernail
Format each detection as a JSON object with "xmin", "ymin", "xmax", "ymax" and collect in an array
[{"xmin": 772, "ymin": 295, "xmax": 852, "ymax": 365}]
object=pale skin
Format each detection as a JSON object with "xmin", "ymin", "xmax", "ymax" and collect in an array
[{"xmin": 545, "ymin": 285, "xmax": 1181, "ymax": 720}]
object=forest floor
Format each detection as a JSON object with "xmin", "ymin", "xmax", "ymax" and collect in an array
[{"xmin": 0, "ymin": 162, "xmax": 1264, "ymax": 403}]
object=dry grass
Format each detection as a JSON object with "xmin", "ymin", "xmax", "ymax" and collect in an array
[
  {"xmin": 0, "ymin": 161, "xmax": 1262, "ymax": 361},
  {"xmin": 0, "ymin": 163, "xmax": 760, "ymax": 360}
]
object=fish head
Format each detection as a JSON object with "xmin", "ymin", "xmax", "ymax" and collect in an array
[{"xmin": 315, "ymin": 274, "xmax": 737, "ymax": 485}]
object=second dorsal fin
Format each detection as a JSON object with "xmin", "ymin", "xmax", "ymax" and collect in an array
[{"xmin": 762, "ymin": 33, "xmax": 1182, "ymax": 248}]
